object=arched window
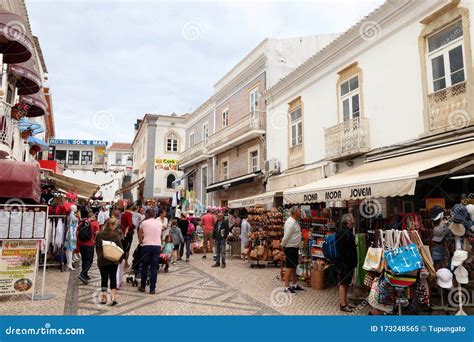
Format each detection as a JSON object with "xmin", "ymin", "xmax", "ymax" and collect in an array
[
  {"xmin": 166, "ymin": 132, "xmax": 179, "ymax": 152},
  {"xmin": 166, "ymin": 174, "xmax": 176, "ymax": 189}
]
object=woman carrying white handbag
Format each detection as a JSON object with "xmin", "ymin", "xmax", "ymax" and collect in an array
[{"xmin": 95, "ymin": 217, "xmax": 125, "ymax": 306}]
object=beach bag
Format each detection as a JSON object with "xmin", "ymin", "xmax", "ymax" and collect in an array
[
  {"xmin": 384, "ymin": 230, "xmax": 422, "ymax": 275},
  {"xmin": 415, "ymin": 279, "xmax": 430, "ymax": 305},
  {"xmin": 272, "ymin": 240, "xmax": 281, "ymax": 249},
  {"xmin": 363, "ymin": 232, "xmax": 383, "ymax": 272},
  {"xmin": 384, "ymin": 271, "xmax": 418, "ymax": 288},
  {"xmin": 363, "ymin": 272, "xmax": 376, "ymax": 288},
  {"xmin": 102, "ymin": 240, "xmax": 124, "ymax": 262},
  {"xmin": 410, "ymin": 230, "xmax": 436, "ymax": 277},
  {"xmin": 322, "ymin": 233, "xmax": 337, "ymax": 262},
  {"xmin": 367, "ymin": 277, "xmax": 394, "ymax": 312}
]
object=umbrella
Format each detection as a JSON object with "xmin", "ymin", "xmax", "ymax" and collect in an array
[{"xmin": 27, "ymin": 136, "xmax": 49, "ymax": 151}]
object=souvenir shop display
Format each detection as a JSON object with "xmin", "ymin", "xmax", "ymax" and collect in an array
[{"xmin": 247, "ymin": 206, "xmax": 284, "ymax": 268}]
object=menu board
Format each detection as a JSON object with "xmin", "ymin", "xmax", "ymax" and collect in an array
[
  {"xmin": 0, "ymin": 205, "xmax": 48, "ymax": 240},
  {"xmin": 0, "ymin": 240, "xmax": 38, "ymax": 296},
  {"xmin": 0, "ymin": 210, "xmax": 9, "ymax": 239}
]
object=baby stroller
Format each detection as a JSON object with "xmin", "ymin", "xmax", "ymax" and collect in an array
[{"xmin": 126, "ymin": 245, "xmax": 169, "ymax": 287}]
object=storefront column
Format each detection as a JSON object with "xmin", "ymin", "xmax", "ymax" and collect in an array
[{"xmin": 144, "ymin": 118, "xmax": 157, "ymax": 199}]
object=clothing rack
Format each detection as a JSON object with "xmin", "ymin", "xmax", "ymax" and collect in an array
[{"xmin": 43, "ymin": 215, "xmax": 68, "ymax": 272}]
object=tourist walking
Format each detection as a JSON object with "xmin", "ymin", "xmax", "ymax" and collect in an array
[
  {"xmin": 201, "ymin": 209, "xmax": 216, "ymax": 259},
  {"xmin": 120, "ymin": 205, "xmax": 135, "ymax": 268},
  {"xmin": 158, "ymin": 209, "xmax": 169, "ymax": 242},
  {"xmin": 137, "ymin": 209, "xmax": 162, "ymax": 294},
  {"xmin": 336, "ymin": 213, "xmax": 357, "ymax": 313},
  {"xmin": 169, "ymin": 219, "xmax": 184, "ymax": 263},
  {"xmin": 97, "ymin": 206, "xmax": 109, "ymax": 228},
  {"xmin": 281, "ymin": 206, "xmax": 304, "ymax": 294},
  {"xmin": 177, "ymin": 212, "xmax": 191, "ymax": 262},
  {"xmin": 95, "ymin": 217, "xmax": 123, "ymax": 306},
  {"xmin": 212, "ymin": 213, "xmax": 229, "ymax": 268},
  {"xmin": 78, "ymin": 212, "xmax": 100, "ymax": 285}
]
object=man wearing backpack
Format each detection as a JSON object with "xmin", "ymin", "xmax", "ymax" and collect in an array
[
  {"xmin": 281, "ymin": 206, "xmax": 304, "ymax": 294},
  {"xmin": 336, "ymin": 213, "xmax": 357, "ymax": 313},
  {"xmin": 78, "ymin": 212, "xmax": 100, "ymax": 285}
]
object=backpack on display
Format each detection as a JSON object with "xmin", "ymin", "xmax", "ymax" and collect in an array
[
  {"xmin": 322, "ymin": 233, "xmax": 338, "ymax": 262},
  {"xmin": 187, "ymin": 222, "xmax": 195, "ymax": 236},
  {"xmin": 77, "ymin": 219, "xmax": 92, "ymax": 241}
]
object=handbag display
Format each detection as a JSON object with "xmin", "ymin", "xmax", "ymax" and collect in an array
[
  {"xmin": 272, "ymin": 240, "xmax": 281, "ymax": 249},
  {"xmin": 384, "ymin": 271, "xmax": 418, "ymax": 288},
  {"xmin": 384, "ymin": 230, "xmax": 423, "ymax": 275},
  {"xmin": 363, "ymin": 272, "xmax": 376, "ymax": 288},
  {"xmin": 249, "ymin": 249, "xmax": 258, "ymax": 260},
  {"xmin": 410, "ymin": 230, "xmax": 436, "ymax": 277},
  {"xmin": 367, "ymin": 277, "xmax": 395, "ymax": 313},
  {"xmin": 415, "ymin": 279, "xmax": 430, "ymax": 306},
  {"xmin": 102, "ymin": 240, "xmax": 124, "ymax": 262},
  {"xmin": 363, "ymin": 233, "xmax": 383, "ymax": 272}
]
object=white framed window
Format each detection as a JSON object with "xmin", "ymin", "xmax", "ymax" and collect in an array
[
  {"xmin": 189, "ymin": 132, "xmax": 195, "ymax": 148},
  {"xmin": 290, "ymin": 107, "xmax": 303, "ymax": 147},
  {"xmin": 249, "ymin": 149, "xmax": 259, "ymax": 173},
  {"xmin": 340, "ymin": 75, "xmax": 360, "ymax": 122},
  {"xmin": 426, "ymin": 20, "xmax": 465, "ymax": 93},
  {"xmin": 221, "ymin": 159, "xmax": 229, "ymax": 180},
  {"xmin": 222, "ymin": 109, "xmax": 229, "ymax": 128},
  {"xmin": 203, "ymin": 124, "xmax": 209, "ymax": 146},
  {"xmin": 68, "ymin": 150, "xmax": 80, "ymax": 165},
  {"xmin": 249, "ymin": 88, "xmax": 259, "ymax": 113},
  {"xmin": 166, "ymin": 132, "xmax": 178, "ymax": 152},
  {"xmin": 115, "ymin": 152, "xmax": 122, "ymax": 164}
]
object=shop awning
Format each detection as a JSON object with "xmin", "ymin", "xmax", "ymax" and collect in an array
[
  {"xmin": 19, "ymin": 118, "xmax": 44, "ymax": 135},
  {"xmin": 27, "ymin": 136, "xmax": 48, "ymax": 150},
  {"xmin": 228, "ymin": 191, "xmax": 280, "ymax": 209},
  {"xmin": 20, "ymin": 92, "xmax": 48, "ymax": 117},
  {"xmin": 48, "ymin": 173, "xmax": 99, "ymax": 199},
  {"xmin": 9, "ymin": 59, "xmax": 41, "ymax": 95},
  {"xmin": 0, "ymin": 10, "xmax": 33, "ymax": 63},
  {"xmin": 0, "ymin": 160, "xmax": 41, "ymax": 202},
  {"xmin": 115, "ymin": 177, "xmax": 145, "ymax": 196},
  {"xmin": 206, "ymin": 171, "xmax": 262, "ymax": 193},
  {"xmin": 283, "ymin": 141, "xmax": 474, "ymax": 204}
]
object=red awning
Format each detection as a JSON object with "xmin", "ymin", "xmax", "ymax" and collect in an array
[
  {"xmin": 0, "ymin": 160, "xmax": 41, "ymax": 203},
  {"xmin": 9, "ymin": 58, "xmax": 41, "ymax": 95},
  {"xmin": 20, "ymin": 91, "xmax": 48, "ymax": 117},
  {"xmin": 0, "ymin": 10, "xmax": 33, "ymax": 64}
]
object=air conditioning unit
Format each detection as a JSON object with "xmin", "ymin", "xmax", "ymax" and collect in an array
[{"xmin": 264, "ymin": 159, "xmax": 281, "ymax": 175}]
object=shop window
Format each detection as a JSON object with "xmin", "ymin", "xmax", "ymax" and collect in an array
[
  {"xmin": 81, "ymin": 151, "xmax": 93, "ymax": 165},
  {"xmin": 340, "ymin": 75, "xmax": 360, "ymax": 122},
  {"xmin": 68, "ymin": 150, "xmax": 80, "ymax": 165},
  {"xmin": 55, "ymin": 150, "xmax": 67, "ymax": 165},
  {"xmin": 427, "ymin": 20, "xmax": 464, "ymax": 93},
  {"xmin": 166, "ymin": 132, "xmax": 179, "ymax": 152},
  {"xmin": 166, "ymin": 174, "xmax": 176, "ymax": 189},
  {"xmin": 290, "ymin": 107, "xmax": 303, "ymax": 147}
]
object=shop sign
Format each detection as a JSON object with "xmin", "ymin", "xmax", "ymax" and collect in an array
[
  {"xmin": 155, "ymin": 158, "xmax": 178, "ymax": 170},
  {"xmin": 49, "ymin": 139, "xmax": 108, "ymax": 146},
  {"xmin": 350, "ymin": 187, "xmax": 372, "ymax": 198},
  {"xmin": 0, "ymin": 240, "xmax": 38, "ymax": 296},
  {"xmin": 426, "ymin": 198, "xmax": 446, "ymax": 209},
  {"xmin": 303, "ymin": 193, "xmax": 318, "ymax": 202}
]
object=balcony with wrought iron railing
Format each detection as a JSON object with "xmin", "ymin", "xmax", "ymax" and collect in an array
[
  {"xmin": 206, "ymin": 111, "xmax": 265, "ymax": 155},
  {"xmin": 324, "ymin": 117, "xmax": 370, "ymax": 161},
  {"xmin": 0, "ymin": 102, "xmax": 13, "ymax": 158},
  {"xmin": 179, "ymin": 140, "xmax": 210, "ymax": 168},
  {"xmin": 427, "ymin": 82, "xmax": 471, "ymax": 133}
]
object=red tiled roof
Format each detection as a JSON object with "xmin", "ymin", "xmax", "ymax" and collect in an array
[{"xmin": 109, "ymin": 142, "xmax": 132, "ymax": 151}]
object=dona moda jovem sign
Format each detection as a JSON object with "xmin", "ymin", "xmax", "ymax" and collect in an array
[{"xmin": 49, "ymin": 139, "xmax": 108, "ymax": 146}]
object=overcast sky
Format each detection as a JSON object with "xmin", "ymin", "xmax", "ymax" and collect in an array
[{"xmin": 27, "ymin": 0, "xmax": 382, "ymax": 144}]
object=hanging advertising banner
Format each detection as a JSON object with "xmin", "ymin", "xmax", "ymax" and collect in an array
[
  {"xmin": 155, "ymin": 158, "xmax": 178, "ymax": 170},
  {"xmin": 0, "ymin": 205, "xmax": 47, "ymax": 240},
  {"xmin": 0, "ymin": 240, "xmax": 39, "ymax": 296},
  {"xmin": 95, "ymin": 147, "xmax": 106, "ymax": 165}
]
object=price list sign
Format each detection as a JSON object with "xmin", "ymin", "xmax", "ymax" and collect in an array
[{"xmin": 0, "ymin": 205, "xmax": 48, "ymax": 240}]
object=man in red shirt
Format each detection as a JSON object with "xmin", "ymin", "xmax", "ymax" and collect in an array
[
  {"xmin": 120, "ymin": 205, "xmax": 135, "ymax": 267},
  {"xmin": 200, "ymin": 209, "xmax": 216, "ymax": 259},
  {"xmin": 78, "ymin": 212, "xmax": 100, "ymax": 285}
]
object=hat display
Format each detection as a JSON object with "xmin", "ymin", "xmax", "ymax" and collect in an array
[
  {"xmin": 451, "ymin": 250, "xmax": 468, "ymax": 268},
  {"xmin": 451, "ymin": 204, "xmax": 469, "ymax": 224},
  {"xmin": 449, "ymin": 222, "xmax": 466, "ymax": 237},
  {"xmin": 432, "ymin": 224, "xmax": 449, "ymax": 242},
  {"xmin": 436, "ymin": 268, "xmax": 453, "ymax": 289},
  {"xmin": 429, "ymin": 206, "xmax": 444, "ymax": 221},
  {"xmin": 454, "ymin": 265, "xmax": 469, "ymax": 284}
]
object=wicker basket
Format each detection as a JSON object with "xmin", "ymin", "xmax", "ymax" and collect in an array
[{"xmin": 102, "ymin": 240, "xmax": 124, "ymax": 262}]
